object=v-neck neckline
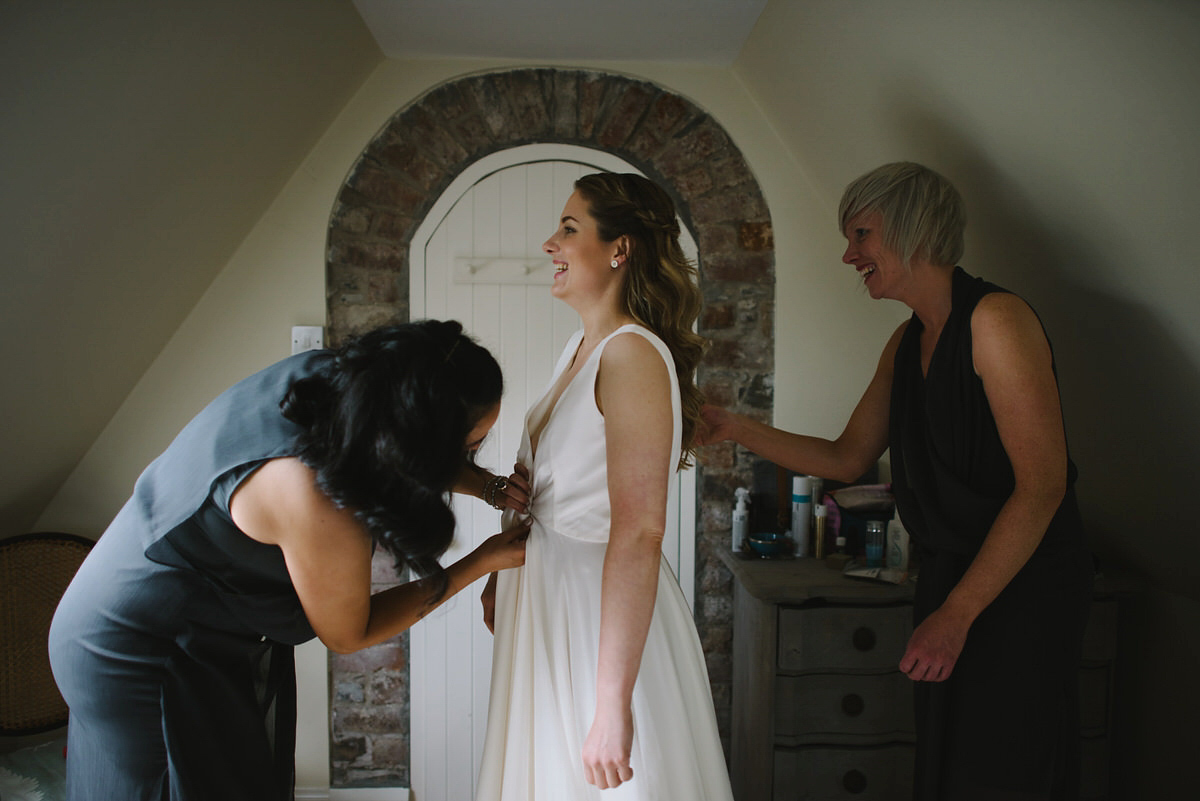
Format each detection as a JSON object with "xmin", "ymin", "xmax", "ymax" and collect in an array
[
  {"xmin": 920, "ymin": 319, "xmax": 941, "ymax": 380},
  {"xmin": 912, "ymin": 267, "xmax": 965, "ymax": 380},
  {"xmin": 526, "ymin": 324, "xmax": 639, "ymax": 461}
]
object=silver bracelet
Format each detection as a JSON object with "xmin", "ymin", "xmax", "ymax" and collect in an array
[{"xmin": 483, "ymin": 475, "xmax": 509, "ymax": 510}]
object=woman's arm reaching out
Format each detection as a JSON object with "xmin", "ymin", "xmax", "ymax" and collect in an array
[
  {"xmin": 697, "ymin": 323, "xmax": 906, "ymax": 483},
  {"xmin": 231, "ymin": 457, "xmax": 528, "ymax": 654}
]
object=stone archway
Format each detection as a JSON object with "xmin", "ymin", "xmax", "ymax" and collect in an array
[{"xmin": 325, "ymin": 67, "xmax": 774, "ymax": 788}]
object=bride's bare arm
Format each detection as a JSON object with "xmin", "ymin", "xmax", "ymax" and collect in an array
[{"xmin": 582, "ymin": 332, "xmax": 674, "ymax": 790}]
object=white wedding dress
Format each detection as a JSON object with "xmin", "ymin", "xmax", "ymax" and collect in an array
[{"xmin": 476, "ymin": 324, "xmax": 734, "ymax": 801}]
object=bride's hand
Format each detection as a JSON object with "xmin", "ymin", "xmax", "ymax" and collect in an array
[
  {"xmin": 581, "ymin": 704, "xmax": 634, "ymax": 789},
  {"xmin": 480, "ymin": 572, "xmax": 499, "ymax": 634}
]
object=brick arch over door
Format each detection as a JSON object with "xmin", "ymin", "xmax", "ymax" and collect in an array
[{"xmin": 324, "ymin": 67, "xmax": 773, "ymax": 787}]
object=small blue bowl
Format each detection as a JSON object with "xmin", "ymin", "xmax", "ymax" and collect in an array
[{"xmin": 747, "ymin": 531, "xmax": 790, "ymax": 558}]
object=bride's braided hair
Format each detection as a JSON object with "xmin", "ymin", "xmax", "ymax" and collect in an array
[{"xmin": 574, "ymin": 173, "xmax": 707, "ymax": 468}]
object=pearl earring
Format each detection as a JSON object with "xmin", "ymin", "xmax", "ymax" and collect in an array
[{"xmin": 610, "ymin": 259, "xmax": 619, "ymax": 269}]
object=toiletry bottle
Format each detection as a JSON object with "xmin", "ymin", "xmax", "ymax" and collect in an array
[
  {"xmin": 791, "ymin": 476, "xmax": 811, "ymax": 557},
  {"xmin": 732, "ymin": 487, "xmax": 751, "ymax": 552},
  {"xmin": 865, "ymin": 520, "xmax": 885, "ymax": 567},
  {"xmin": 813, "ymin": 503, "xmax": 828, "ymax": 559},
  {"xmin": 886, "ymin": 511, "xmax": 909, "ymax": 571},
  {"xmin": 808, "ymin": 475, "xmax": 823, "ymax": 527}
]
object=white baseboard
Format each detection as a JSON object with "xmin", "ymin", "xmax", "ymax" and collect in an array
[
  {"xmin": 295, "ymin": 789, "xmax": 329, "ymax": 800},
  {"xmin": 297, "ymin": 787, "xmax": 410, "ymax": 801}
]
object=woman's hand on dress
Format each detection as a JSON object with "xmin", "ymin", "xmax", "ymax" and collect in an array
[
  {"xmin": 487, "ymin": 463, "xmax": 531, "ymax": 513},
  {"xmin": 898, "ymin": 604, "xmax": 973, "ymax": 682},
  {"xmin": 480, "ymin": 572, "xmax": 499, "ymax": 634},
  {"xmin": 473, "ymin": 523, "xmax": 528, "ymax": 635},
  {"xmin": 581, "ymin": 704, "xmax": 635, "ymax": 789},
  {"xmin": 474, "ymin": 519, "xmax": 530, "ymax": 574},
  {"xmin": 504, "ymin": 463, "xmax": 532, "ymax": 512}
]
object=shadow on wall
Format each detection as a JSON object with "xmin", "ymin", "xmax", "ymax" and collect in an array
[
  {"xmin": 1055, "ymin": 287, "xmax": 1200, "ymax": 580},
  {"xmin": 964, "ymin": 171, "xmax": 1200, "ymax": 595},
  {"xmin": 880, "ymin": 92, "xmax": 1200, "ymax": 798},
  {"xmin": 881, "ymin": 93, "xmax": 1200, "ymax": 591}
]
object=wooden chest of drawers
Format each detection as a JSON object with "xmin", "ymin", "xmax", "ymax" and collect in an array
[{"xmin": 718, "ymin": 551, "xmax": 1122, "ymax": 801}]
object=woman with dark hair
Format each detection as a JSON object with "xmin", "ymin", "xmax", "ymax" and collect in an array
[
  {"xmin": 49, "ymin": 319, "xmax": 529, "ymax": 801},
  {"xmin": 475, "ymin": 173, "xmax": 733, "ymax": 800},
  {"xmin": 700, "ymin": 163, "xmax": 1092, "ymax": 800}
]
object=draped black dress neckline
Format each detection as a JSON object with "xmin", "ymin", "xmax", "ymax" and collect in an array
[{"xmin": 886, "ymin": 266, "xmax": 1092, "ymax": 799}]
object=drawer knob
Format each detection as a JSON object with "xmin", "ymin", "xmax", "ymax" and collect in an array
[
  {"xmin": 852, "ymin": 626, "xmax": 877, "ymax": 651},
  {"xmin": 841, "ymin": 693, "xmax": 865, "ymax": 717},
  {"xmin": 842, "ymin": 769, "xmax": 868, "ymax": 794}
]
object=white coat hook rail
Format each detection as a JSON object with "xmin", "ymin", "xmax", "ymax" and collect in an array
[{"xmin": 453, "ymin": 257, "xmax": 554, "ymax": 285}]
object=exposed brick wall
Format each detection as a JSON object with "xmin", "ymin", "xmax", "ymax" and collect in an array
[{"xmin": 324, "ymin": 67, "xmax": 774, "ymax": 788}]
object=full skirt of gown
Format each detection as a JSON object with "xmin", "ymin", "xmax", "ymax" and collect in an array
[{"xmin": 475, "ymin": 325, "xmax": 733, "ymax": 801}]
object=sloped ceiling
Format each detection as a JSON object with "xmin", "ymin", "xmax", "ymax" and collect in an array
[
  {"xmin": 0, "ymin": 0, "xmax": 382, "ymax": 535},
  {"xmin": 0, "ymin": 0, "xmax": 769, "ymax": 536},
  {"xmin": 352, "ymin": 0, "xmax": 767, "ymax": 64}
]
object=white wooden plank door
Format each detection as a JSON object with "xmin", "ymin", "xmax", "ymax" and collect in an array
[{"xmin": 408, "ymin": 144, "xmax": 696, "ymax": 800}]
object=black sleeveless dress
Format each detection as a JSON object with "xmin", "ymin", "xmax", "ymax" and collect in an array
[
  {"xmin": 49, "ymin": 350, "xmax": 330, "ymax": 800},
  {"xmin": 889, "ymin": 268, "xmax": 1093, "ymax": 800}
]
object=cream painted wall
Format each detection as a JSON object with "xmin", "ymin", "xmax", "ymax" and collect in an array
[
  {"xmin": 735, "ymin": 0, "xmax": 1200, "ymax": 562},
  {"xmin": 733, "ymin": 1, "xmax": 1200, "ymax": 796},
  {"xmin": 0, "ymin": 0, "xmax": 379, "ymax": 536},
  {"xmin": 40, "ymin": 53, "xmax": 865, "ymax": 525},
  {"xmin": 36, "ymin": 93, "xmax": 344, "ymax": 789},
  {"xmin": 37, "ymin": 2, "xmax": 1200, "ymax": 792},
  {"xmin": 38, "ymin": 55, "xmax": 889, "ymax": 791}
]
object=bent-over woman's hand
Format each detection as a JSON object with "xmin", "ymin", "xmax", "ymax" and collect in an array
[
  {"xmin": 582, "ymin": 704, "xmax": 635, "ymax": 789},
  {"xmin": 475, "ymin": 521, "xmax": 528, "ymax": 634},
  {"xmin": 489, "ymin": 463, "xmax": 531, "ymax": 514},
  {"xmin": 474, "ymin": 520, "xmax": 530, "ymax": 574}
]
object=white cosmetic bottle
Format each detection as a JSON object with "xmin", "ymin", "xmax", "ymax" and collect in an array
[
  {"xmin": 886, "ymin": 511, "xmax": 910, "ymax": 571},
  {"xmin": 732, "ymin": 487, "xmax": 751, "ymax": 552},
  {"xmin": 791, "ymin": 476, "xmax": 812, "ymax": 557}
]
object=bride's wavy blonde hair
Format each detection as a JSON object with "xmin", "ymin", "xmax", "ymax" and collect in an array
[{"xmin": 574, "ymin": 172, "xmax": 707, "ymax": 468}]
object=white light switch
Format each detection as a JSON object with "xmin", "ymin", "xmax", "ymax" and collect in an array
[{"xmin": 291, "ymin": 326, "xmax": 325, "ymax": 354}]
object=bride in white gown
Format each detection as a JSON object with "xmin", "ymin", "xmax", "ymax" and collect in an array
[{"xmin": 475, "ymin": 173, "xmax": 734, "ymax": 800}]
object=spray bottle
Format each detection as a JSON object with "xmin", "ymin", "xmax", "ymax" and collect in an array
[
  {"xmin": 732, "ymin": 487, "xmax": 751, "ymax": 552},
  {"xmin": 813, "ymin": 503, "xmax": 828, "ymax": 559}
]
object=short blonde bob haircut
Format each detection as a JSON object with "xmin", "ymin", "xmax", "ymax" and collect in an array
[{"xmin": 838, "ymin": 162, "xmax": 966, "ymax": 267}]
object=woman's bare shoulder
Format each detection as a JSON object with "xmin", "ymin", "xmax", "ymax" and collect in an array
[
  {"xmin": 601, "ymin": 327, "xmax": 663, "ymax": 365},
  {"xmin": 231, "ymin": 457, "xmax": 356, "ymax": 545},
  {"xmin": 970, "ymin": 291, "xmax": 1052, "ymax": 375},
  {"xmin": 972, "ymin": 290, "xmax": 1040, "ymax": 332}
]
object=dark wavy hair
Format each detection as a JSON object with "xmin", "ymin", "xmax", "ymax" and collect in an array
[
  {"xmin": 574, "ymin": 172, "xmax": 706, "ymax": 468},
  {"xmin": 279, "ymin": 320, "xmax": 502, "ymax": 601}
]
